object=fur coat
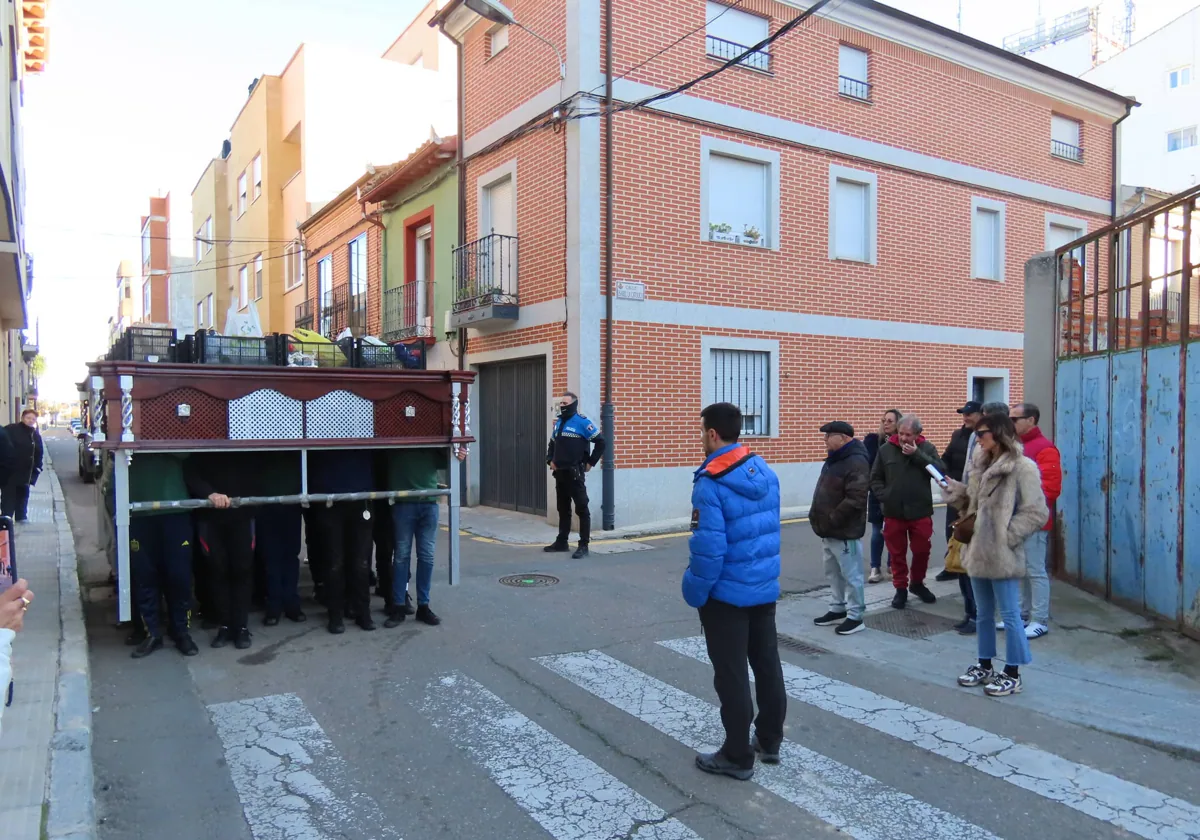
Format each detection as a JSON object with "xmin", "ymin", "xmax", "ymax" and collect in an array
[{"xmin": 942, "ymin": 447, "xmax": 1049, "ymax": 580}]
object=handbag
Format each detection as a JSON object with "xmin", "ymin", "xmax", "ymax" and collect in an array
[
  {"xmin": 944, "ymin": 537, "xmax": 966, "ymax": 574},
  {"xmin": 951, "ymin": 512, "xmax": 976, "ymax": 544}
]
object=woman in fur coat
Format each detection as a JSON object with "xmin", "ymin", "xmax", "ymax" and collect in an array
[{"xmin": 941, "ymin": 413, "xmax": 1048, "ymax": 697}]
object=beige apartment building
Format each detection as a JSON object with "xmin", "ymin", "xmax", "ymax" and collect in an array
[
  {"xmin": 191, "ymin": 5, "xmax": 456, "ymax": 336},
  {"xmin": 107, "ymin": 259, "xmax": 136, "ymax": 346}
]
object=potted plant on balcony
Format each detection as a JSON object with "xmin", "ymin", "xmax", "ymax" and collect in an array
[
  {"xmin": 742, "ymin": 225, "xmax": 762, "ymax": 246},
  {"xmin": 709, "ymin": 222, "xmax": 737, "ymax": 244}
]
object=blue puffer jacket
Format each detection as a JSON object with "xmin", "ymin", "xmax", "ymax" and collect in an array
[{"xmin": 682, "ymin": 443, "xmax": 781, "ymax": 608}]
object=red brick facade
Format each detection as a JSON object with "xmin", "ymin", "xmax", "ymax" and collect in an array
[{"xmin": 300, "ymin": 187, "xmax": 384, "ymax": 339}]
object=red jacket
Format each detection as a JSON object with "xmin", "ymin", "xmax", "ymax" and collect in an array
[{"xmin": 1021, "ymin": 427, "xmax": 1061, "ymax": 531}]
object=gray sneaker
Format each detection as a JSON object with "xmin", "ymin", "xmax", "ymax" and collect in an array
[{"xmin": 956, "ymin": 664, "xmax": 996, "ymax": 688}]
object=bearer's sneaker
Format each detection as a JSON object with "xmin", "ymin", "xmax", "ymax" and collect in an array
[
  {"xmin": 572, "ymin": 545, "xmax": 589, "ymax": 559},
  {"xmin": 954, "ymin": 618, "xmax": 977, "ymax": 635},
  {"xmin": 543, "ymin": 541, "xmax": 570, "ymax": 553},
  {"xmin": 996, "ymin": 621, "xmax": 1006, "ymax": 631},
  {"xmin": 867, "ymin": 568, "xmax": 883, "ymax": 584},
  {"xmin": 956, "ymin": 663, "xmax": 996, "ymax": 688},
  {"xmin": 176, "ymin": 633, "xmax": 200, "ymax": 657},
  {"xmin": 124, "ymin": 626, "xmax": 148, "ymax": 646},
  {"xmin": 984, "ymin": 672, "xmax": 1023, "ymax": 697},
  {"xmin": 934, "ymin": 569, "xmax": 957, "ymax": 582},
  {"xmin": 235, "ymin": 628, "xmax": 253, "ymax": 650},
  {"xmin": 211, "ymin": 627, "xmax": 234, "ymax": 649},
  {"xmin": 416, "ymin": 605, "xmax": 441, "ymax": 626},
  {"xmin": 835, "ymin": 618, "xmax": 865, "ymax": 636},
  {"xmin": 694, "ymin": 751, "xmax": 754, "ymax": 781},
  {"xmin": 751, "ymin": 734, "xmax": 780, "ymax": 765},
  {"xmin": 383, "ymin": 608, "xmax": 406, "ymax": 629},
  {"xmin": 1025, "ymin": 622, "xmax": 1049, "ymax": 639},
  {"xmin": 813, "ymin": 611, "xmax": 847, "ymax": 627},
  {"xmin": 909, "ymin": 582, "xmax": 937, "ymax": 604},
  {"xmin": 131, "ymin": 636, "xmax": 163, "ymax": 659}
]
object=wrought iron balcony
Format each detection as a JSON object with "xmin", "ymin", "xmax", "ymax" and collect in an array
[
  {"xmin": 838, "ymin": 75, "xmax": 871, "ymax": 101},
  {"xmin": 321, "ymin": 286, "xmax": 368, "ymax": 338},
  {"xmin": 450, "ymin": 233, "xmax": 519, "ymax": 330},
  {"xmin": 383, "ymin": 281, "xmax": 434, "ymax": 342},
  {"xmin": 294, "ymin": 300, "xmax": 314, "ymax": 332},
  {"xmin": 1051, "ymin": 139, "xmax": 1083, "ymax": 162},
  {"xmin": 705, "ymin": 35, "xmax": 771, "ymax": 73}
]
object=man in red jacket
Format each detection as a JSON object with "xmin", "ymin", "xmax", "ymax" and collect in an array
[{"xmin": 1013, "ymin": 403, "xmax": 1061, "ymax": 640}]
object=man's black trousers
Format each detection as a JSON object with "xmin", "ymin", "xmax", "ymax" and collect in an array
[
  {"xmin": 130, "ymin": 513, "xmax": 193, "ymax": 640},
  {"xmin": 197, "ymin": 512, "xmax": 254, "ymax": 631},
  {"xmin": 258, "ymin": 504, "xmax": 303, "ymax": 616},
  {"xmin": 311, "ymin": 501, "xmax": 372, "ymax": 622},
  {"xmin": 698, "ymin": 599, "xmax": 787, "ymax": 769},
  {"xmin": 1, "ymin": 481, "xmax": 30, "ymax": 521},
  {"xmin": 553, "ymin": 469, "xmax": 590, "ymax": 546}
]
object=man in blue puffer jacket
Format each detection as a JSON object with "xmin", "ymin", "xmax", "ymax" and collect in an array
[{"xmin": 683, "ymin": 402, "xmax": 787, "ymax": 781}]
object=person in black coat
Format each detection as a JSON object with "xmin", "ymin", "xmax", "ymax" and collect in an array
[
  {"xmin": 862, "ymin": 409, "xmax": 901, "ymax": 584},
  {"xmin": 2, "ymin": 410, "xmax": 42, "ymax": 522}
]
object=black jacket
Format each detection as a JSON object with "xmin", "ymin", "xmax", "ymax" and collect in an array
[
  {"xmin": 809, "ymin": 439, "xmax": 870, "ymax": 540},
  {"xmin": 869, "ymin": 436, "xmax": 946, "ymax": 521},
  {"xmin": 184, "ymin": 452, "xmax": 255, "ymax": 520},
  {"xmin": 864, "ymin": 433, "xmax": 884, "ymax": 525},
  {"xmin": 942, "ymin": 426, "xmax": 973, "ymax": 482},
  {"xmin": 4, "ymin": 422, "xmax": 42, "ymax": 486}
]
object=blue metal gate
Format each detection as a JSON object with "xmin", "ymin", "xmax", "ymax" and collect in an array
[{"xmin": 1054, "ymin": 185, "xmax": 1200, "ymax": 634}]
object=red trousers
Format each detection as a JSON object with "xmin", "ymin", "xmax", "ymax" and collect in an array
[{"xmin": 883, "ymin": 516, "xmax": 933, "ymax": 589}]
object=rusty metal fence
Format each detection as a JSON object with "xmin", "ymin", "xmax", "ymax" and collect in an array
[{"xmin": 1054, "ymin": 184, "xmax": 1200, "ymax": 635}]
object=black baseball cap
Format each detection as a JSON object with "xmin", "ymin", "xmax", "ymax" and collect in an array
[
  {"xmin": 957, "ymin": 401, "xmax": 983, "ymax": 415},
  {"xmin": 820, "ymin": 421, "xmax": 855, "ymax": 437}
]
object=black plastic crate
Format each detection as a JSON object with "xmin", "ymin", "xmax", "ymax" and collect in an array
[
  {"xmin": 194, "ymin": 331, "xmax": 280, "ymax": 366},
  {"xmin": 174, "ymin": 334, "xmax": 195, "ymax": 364},
  {"xmin": 278, "ymin": 335, "xmax": 353, "ymax": 368},
  {"xmin": 111, "ymin": 327, "xmax": 177, "ymax": 362},
  {"xmin": 355, "ymin": 340, "xmax": 427, "ymax": 370}
]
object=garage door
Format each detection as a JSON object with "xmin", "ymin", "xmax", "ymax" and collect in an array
[{"xmin": 478, "ymin": 356, "xmax": 547, "ymax": 515}]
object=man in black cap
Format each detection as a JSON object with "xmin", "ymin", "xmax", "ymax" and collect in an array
[
  {"xmin": 809, "ymin": 421, "xmax": 870, "ymax": 636},
  {"xmin": 936, "ymin": 401, "xmax": 981, "ymax": 583}
]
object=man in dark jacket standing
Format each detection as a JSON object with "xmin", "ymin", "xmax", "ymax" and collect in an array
[
  {"xmin": 545, "ymin": 392, "xmax": 605, "ymax": 559},
  {"xmin": 810, "ymin": 422, "xmax": 869, "ymax": 636},
  {"xmin": 869, "ymin": 414, "xmax": 945, "ymax": 610},
  {"xmin": 684, "ymin": 402, "xmax": 786, "ymax": 782},
  {"xmin": 936, "ymin": 401, "xmax": 980, "ymax": 582},
  {"xmin": 2, "ymin": 410, "xmax": 42, "ymax": 522}
]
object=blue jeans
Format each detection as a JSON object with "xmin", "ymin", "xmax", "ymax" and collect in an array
[
  {"xmin": 971, "ymin": 577, "xmax": 1031, "ymax": 666},
  {"xmin": 391, "ymin": 503, "xmax": 438, "ymax": 607},
  {"xmin": 869, "ymin": 521, "xmax": 885, "ymax": 570}
]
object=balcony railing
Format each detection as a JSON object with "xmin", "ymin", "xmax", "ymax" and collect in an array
[
  {"xmin": 705, "ymin": 35, "xmax": 771, "ymax": 73},
  {"xmin": 838, "ymin": 75, "xmax": 871, "ymax": 101},
  {"xmin": 294, "ymin": 300, "xmax": 314, "ymax": 332},
  {"xmin": 1149, "ymin": 289, "xmax": 1183, "ymax": 323},
  {"xmin": 1051, "ymin": 139, "xmax": 1083, "ymax": 162},
  {"xmin": 321, "ymin": 286, "xmax": 368, "ymax": 338},
  {"xmin": 451, "ymin": 234, "xmax": 519, "ymax": 329},
  {"xmin": 383, "ymin": 281, "xmax": 434, "ymax": 342}
]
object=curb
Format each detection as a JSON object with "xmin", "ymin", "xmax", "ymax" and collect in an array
[{"xmin": 44, "ymin": 461, "xmax": 97, "ymax": 840}]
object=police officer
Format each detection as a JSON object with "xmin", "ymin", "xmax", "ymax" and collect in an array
[{"xmin": 545, "ymin": 391, "xmax": 605, "ymax": 559}]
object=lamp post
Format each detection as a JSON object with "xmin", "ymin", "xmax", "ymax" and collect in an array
[{"xmin": 461, "ymin": 0, "xmax": 565, "ymax": 80}]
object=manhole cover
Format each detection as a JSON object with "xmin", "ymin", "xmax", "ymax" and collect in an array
[
  {"xmin": 778, "ymin": 634, "xmax": 828, "ymax": 656},
  {"xmin": 499, "ymin": 574, "xmax": 560, "ymax": 588},
  {"xmin": 865, "ymin": 609, "xmax": 958, "ymax": 640}
]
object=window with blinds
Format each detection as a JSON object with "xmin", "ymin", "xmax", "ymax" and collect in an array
[
  {"xmin": 832, "ymin": 179, "xmax": 869, "ymax": 262},
  {"xmin": 973, "ymin": 208, "xmax": 1000, "ymax": 280},
  {"xmin": 708, "ymin": 153, "xmax": 769, "ymax": 247},
  {"xmin": 710, "ymin": 348, "xmax": 770, "ymax": 436}
]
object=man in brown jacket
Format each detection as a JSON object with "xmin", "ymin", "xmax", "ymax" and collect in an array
[{"xmin": 809, "ymin": 422, "xmax": 870, "ymax": 636}]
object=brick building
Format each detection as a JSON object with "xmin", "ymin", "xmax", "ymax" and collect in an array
[{"xmin": 432, "ymin": 0, "xmax": 1135, "ymax": 527}]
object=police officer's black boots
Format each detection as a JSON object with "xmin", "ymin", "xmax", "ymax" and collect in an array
[{"xmin": 572, "ymin": 544, "xmax": 589, "ymax": 559}]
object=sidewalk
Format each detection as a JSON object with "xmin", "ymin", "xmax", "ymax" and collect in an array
[
  {"xmin": 776, "ymin": 575, "xmax": 1200, "ymax": 760},
  {"xmin": 0, "ymin": 455, "xmax": 96, "ymax": 840}
]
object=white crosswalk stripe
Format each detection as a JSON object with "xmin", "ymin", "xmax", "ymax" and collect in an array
[
  {"xmin": 208, "ymin": 693, "xmax": 400, "ymax": 840},
  {"xmin": 421, "ymin": 672, "xmax": 703, "ymax": 840},
  {"xmin": 536, "ymin": 649, "xmax": 1000, "ymax": 840},
  {"xmin": 659, "ymin": 636, "xmax": 1200, "ymax": 840}
]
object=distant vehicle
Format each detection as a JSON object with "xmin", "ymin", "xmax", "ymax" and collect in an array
[
  {"xmin": 77, "ymin": 429, "xmax": 98, "ymax": 483},
  {"xmin": 69, "ymin": 419, "xmax": 82, "ymax": 435}
]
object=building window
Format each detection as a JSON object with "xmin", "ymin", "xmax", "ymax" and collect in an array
[
  {"xmin": 318, "ymin": 255, "xmax": 333, "ymax": 335},
  {"xmin": 195, "ymin": 231, "xmax": 204, "ymax": 263},
  {"xmin": 348, "ymin": 233, "xmax": 367, "ymax": 298},
  {"xmin": 705, "ymin": 1, "xmax": 770, "ymax": 72},
  {"xmin": 701, "ymin": 337, "xmax": 779, "ymax": 437},
  {"xmin": 489, "ymin": 24, "xmax": 509, "ymax": 57},
  {"xmin": 414, "ymin": 223, "xmax": 432, "ymax": 330},
  {"xmin": 196, "ymin": 300, "xmax": 204, "ymax": 328},
  {"xmin": 143, "ymin": 281, "xmax": 151, "ymax": 320},
  {"xmin": 239, "ymin": 265, "xmax": 249, "ymax": 309},
  {"xmin": 284, "ymin": 241, "xmax": 304, "ymax": 291},
  {"xmin": 254, "ymin": 254, "xmax": 263, "ymax": 300},
  {"xmin": 1169, "ymin": 66, "xmax": 1192, "ymax": 89},
  {"xmin": 970, "ymin": 197, "xmax": 1006, "ymax": 281},
  {"xmin": 828, "ymin": 164, "xmax": 878, "ymax": 264},
  {"xmin": 701, "ymin": 137, "xmax": 779, "ymax": 249},
  {"xmin": 204, "ymin": 216, "xmax": 213, "ymax": 251},
  {"xmin": 1167, "ymin": 126, "xmax": 1198, "ymax": 152},
  {"xmin": 252, "ymin": 155, "xmax": 262, "ymax": 201},
  {"xmin": 968, "ymin": 368, "xmax": 1010, "ymax": 406},
  {"xmin": 237, "ymin": 171, "xmax": 248, "ymax": 216},
  {"xmin": 1045, "ymin": 213, "xmax": 1086, "ymax": 250},
  {"xmin": 141, "ymin": 224, "xmax": 151, "ymax": 266},
  {"xmin": 206, "ymin": 293, "xmax": 214, "ymax": 329},
  {"xmin": 838, "ymin": 44, "xmax": 870, "ymax": 100},
  {"xmin": 1050, "ymin": 115, "xmax": 1082, "ymax": 162}
]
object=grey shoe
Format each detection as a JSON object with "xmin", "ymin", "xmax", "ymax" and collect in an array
[
  {"xmin": 751, "ymin": 735, "xmax": 780, "ymax": 765},
  {"xmin": 695, "ymin": 751, "xmax": 754, "ymax": 780}
]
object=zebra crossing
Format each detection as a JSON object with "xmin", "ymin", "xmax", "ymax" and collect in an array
[{"xmin": 209, "ymin": 636, "xmax": 1200, "ymax": 840}]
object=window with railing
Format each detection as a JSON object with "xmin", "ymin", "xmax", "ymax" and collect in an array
[
  {"xmin": 1051, "ymin": 115, "xmax": 1083, "ymax": 162},
  {"xmin": 453, "ymin": 233, "xmax": 518, "ymax": 312},
  {"xmin": 705, "ymin": 1, "xmax": 770, "ymax": 73},
  {"xmin": 710, "ymin": 348, "xmax": 771, "ymax": 436},
  {"xmin": 294, "ymin": 299, "xmax": 314, "ymax": 332},
  {"xmin": 838, "ymin": 44, "xmax": 870, "ymax": 101},
  {"xmin": 383, "ymin": 281, "xmax": 433, "ymax": 341}
]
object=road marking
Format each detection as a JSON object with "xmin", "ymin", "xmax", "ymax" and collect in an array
[
  {"xmin": 536, "ymin": 650, "xmax": 998, "ymax": 840},
  {"xmin": 208, "ymin": 693, "xmax": 400, "ymax": 840},
  {"xmin": 660, "ymin": 636, "xmax": 1200, "ymax": 840},
  {"xmin": 421, "ymin": 672, "xmax": 700, "ymax": 840}
]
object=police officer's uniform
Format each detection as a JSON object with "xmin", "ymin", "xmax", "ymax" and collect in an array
[{"xmin": 545, "ymin": 399, "xmax": 605, "ymax": 557}]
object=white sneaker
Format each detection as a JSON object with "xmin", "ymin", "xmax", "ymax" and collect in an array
[
  {"xmin": 867, "ymin": 569, "xmax": 883, "ymax": 584},
  {"xmin": 1025, "ymin": 622, "xmax": 1049, "ymax": 639},
  {"xmin": 995, "ymin": 621, "xmax": 1005, "ymax": 631}
]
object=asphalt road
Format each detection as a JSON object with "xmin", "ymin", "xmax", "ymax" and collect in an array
[{"xmin": 47, "ymin": 433, "xmax": 1200, "ymax": 840}]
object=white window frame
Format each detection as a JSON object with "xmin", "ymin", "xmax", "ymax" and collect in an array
[
  {"xmin": 700, "ymin": 336, "xmax": 780, "ymax": 438},
  {"xmin": 206, "ymin": 293, "xmax": 214, "ymax": 329},
  {"xmin": 237, "ymin": 171, "xmax": 248, "ymax": 216},
  {"xmin": 204, "ymin": 216, "xmax": 213, "ymax": 251},
  {"xmin": 196, "ymin": 300, "xmax": 204, "ymax": 328},
  {"xmin": 838, "ymin": 44, "xmax": 870, "ymax": 99},
  {"xmin": 142, "ymin": 281, "xmax": 152, "ymax": 319},
  {"xmin": 827, "ymin": 163, "xmax": 878, "ymax": 265},
  {"xmin": 284, "ymin": 241, "xmax": 305, "ymax": 291},
  {"xmin": 1167, "ymin": 126, "xmax": 1198, "ymax": 153},
  {"xmin": 699, "ymin": 137, "xmax": 780, "ymax": 251},
  {"xmin": 1044, "ymin": 212, "xmax": 1087, "ymax": 250},
  {"xmin": 970, "ymin": 196, "xmax": 1006, "ymax": 282},
  {"xmin": 238, "ymin": 265, "xmax": 249, "ymax": 309},
  {"xmin": 489, "ymin": 24, "xmax": 509, "ymax": 57},
  {"xmin": 348, "ymin": 233, "xmax": 367, "ymax": 298},
  {"xmin": 705, "ymin": 2, "xmax": 770, "ymax": 73},
  {"xmin": 254, "ymin": 254, "xmax": 263, "ymax": 300},
  {"xmin": 966, "ymin": 367, "xmax": 1010, "ymax": 406},
  {"xmin": 252, "ymin": 154, "xmax": 262, "ymax": 201},
  {"xmin": 1169, "ymin": 65, "xmax": 1192, "ymax": 89},
  {"xmin": 476, "ymin": 159, "xmax": 518, "ymax": 237},
  {"xmin": 1050, "ymin": 114, "xmax": 1082, "ymax": 161},
  {"xmin": 195, "ymin": 231, "xmax": 204, "ymax": 264}
]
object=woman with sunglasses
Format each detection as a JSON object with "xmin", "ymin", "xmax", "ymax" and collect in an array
[{"xmin": 941, "ymin": 413, "xmax": 1048, "ymax": 697}]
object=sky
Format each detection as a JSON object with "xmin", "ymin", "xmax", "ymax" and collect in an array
[{"xmin": 22, "ymin": 0, "xmax": 1196, "ymax": 403}]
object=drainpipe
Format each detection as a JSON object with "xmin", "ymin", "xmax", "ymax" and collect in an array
[
  {"xmin": 1111, "ymin": 103, "xmax": 1135, "ymax": 220},
  {"xmin": 600, "ymin": 0, "xmax": 615, "ymax": 531},
  {"xmin": 456, "ymin": 36, "xmax": 469, "ymax": 502}
]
